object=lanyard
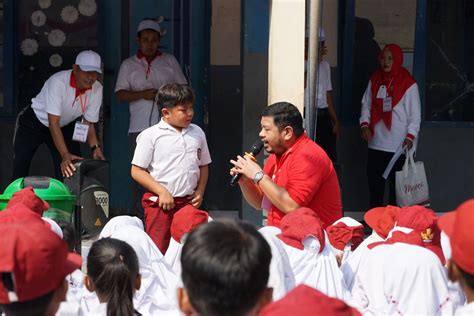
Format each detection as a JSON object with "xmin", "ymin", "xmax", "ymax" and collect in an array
[
  {"xmin": 386, "ymin": 77, "xmax": 394, "ymax": 96},
  {"xmin": 139, "ymin": 58, "xmax": 152, "ymax": 79},
  {"xmin": 78, "ymin": 92, "xmax": 88, "ymax": 114}
]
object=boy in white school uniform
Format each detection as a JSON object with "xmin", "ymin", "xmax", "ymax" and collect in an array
[
  {"xmin": 131, "ymin": 83, "xmax": 211, "ymax": 254},
  {"xmin": 115, "ymin": 18, "xmax": 187, "ymax": 219}
]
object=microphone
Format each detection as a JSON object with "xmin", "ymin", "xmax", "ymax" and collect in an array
[{"xmin": 230, "ymin": 140, "xmax": 264, "ymax": 186}]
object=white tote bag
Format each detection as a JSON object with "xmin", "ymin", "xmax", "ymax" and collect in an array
[{"xmin": 395, "ymin": 150, "xmax": 430, "ymax": 207}]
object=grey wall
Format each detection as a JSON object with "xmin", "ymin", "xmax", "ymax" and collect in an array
[{"xmin": 338, "ymin": 124, "xmax": 474, "ymax": 219}]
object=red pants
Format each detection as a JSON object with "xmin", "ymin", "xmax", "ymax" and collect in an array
[{"xmin": 142, "ymin": 192, "xmax": 192, "ymax": 254}]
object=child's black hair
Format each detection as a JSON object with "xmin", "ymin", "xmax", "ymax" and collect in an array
[{"xmin": 87, "ymin": 238, "xmax": 139, "ymax": 316}]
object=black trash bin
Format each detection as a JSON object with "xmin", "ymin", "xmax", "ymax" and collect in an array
[{"xmin": 64, "ymin": 159, "xmax": 110, "ymax": 246}]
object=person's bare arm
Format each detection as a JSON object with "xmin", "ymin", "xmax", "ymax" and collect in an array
[
  {"xmin": 84, "ymin": 119, "xmax": 105, "ymax": 160},
  {"xmin": 48, "ymin": 114, "xmax": 82, "ymax": 177},
  {"xmin": 131, "ymin": 165, "xmax": 175, "ymax": 210},
  {"xmin": 230, "ymin": 155, "xmax": 300, "ymax": 213},
  {"xmin": 327, "ymin": 91, "xmax": 340, "ymax": 137},
  {"xmin": 191, "ymin": 165, "xmax": 209, "ymax": 208},
  {"xmin": 116, "ymin": 89, "xmax": 157, "ymax": 102}
]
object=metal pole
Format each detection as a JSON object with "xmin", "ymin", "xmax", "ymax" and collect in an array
[{"xmin": 305, "ymin": 0, "xmax": 322, "ymax": 140}]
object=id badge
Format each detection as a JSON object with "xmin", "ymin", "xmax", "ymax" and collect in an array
[
  {"xmin": 72, "ymin": 122, "xmax": 89, "ymax": 142},
  {"xmin": 383, "ymin": 97, "xmax": 392, "ymax": 112},
  {"xmin": 376, "ymin": 85, "xmax": 387, "ymax": 99}
]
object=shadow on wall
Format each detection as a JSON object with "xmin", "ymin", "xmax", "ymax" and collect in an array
[{"xmin": 352, "ymin": 17, "xmax": 381, "ymax": 120}]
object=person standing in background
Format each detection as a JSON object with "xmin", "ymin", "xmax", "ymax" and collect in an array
[
  {"xmin": 360, "ymin": 43, "xmax": 421, "ymax": 207},
  {"xmin": 115, "ymin": 18, "xmax": 187, "ymax": 219},
  {"xmin": 309, "ymin": 28, "xmax": 340, "ymax": 162}
]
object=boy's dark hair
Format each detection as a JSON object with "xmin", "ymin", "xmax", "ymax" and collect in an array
[
  {"xmin": 87, "ymin": 238, "xmax": 139, "ymax": 316},
  {"xmin": 57, "ymin": 220, "xmax": 76, "ymax": 252},
  {"xmin": 181, "ymin": 220, "xmax": 272, "ymax": 316},
  {"xmin": 458, "ymin": 264, "xmax": 474, "ymax": 290},
  {"xmin": 262, "ymin": 102, "xmax": 304, "ymax": 137},
  {"xmin": 157, "ymin": 83, "xmax": 194, "ymax": 111},
  {"xmin": 0, "ymin": 285, "xmax": 53, "ymax": 316},
  {"xmin": 137, "ymin": 18, "xmax": 161, "ymax": 38}
]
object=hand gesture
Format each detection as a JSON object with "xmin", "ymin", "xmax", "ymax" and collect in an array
[
  {"xmin": 159, "ymin": 189, "xmax": 175, "ymax": 211},
  {"xmin": 360, "ymin": 126, "xmax": 372, "ymax": 143},
  {"xmin": 93, "ymin": 148, "xmax": 106, "ymax": 160},
  {"xmin": 61, "ymin": 153, "xmax": 83, "ymax": 178},
  {"xmin": 190, "ymin": 191, "xmax": 204, "ymax": 208},
  {"xmin": 142, "ymin": 88, "xmax": 158, "ymax": 101},
  {"xmin": 230, "ymin": 154, "xmax": 262, "ymax": 182}
]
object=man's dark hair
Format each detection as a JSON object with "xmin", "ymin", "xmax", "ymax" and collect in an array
[
  {"xmin": 181, "ymin": 220, "xmax": 272, "ymax": 316},
  {"xmin": 458, "ymin": 264, "xmax": 474, "ymax": 291},
  {"xmin": 57, "ymin": 220, "xmax": 76, "ymax": 252},
  {"xmin": 157, "ymin": 83, "xmax": 194, "ymax": 111},
  {"xmin": 0, "ymin": 273, "xmax": 54, "ymax": 316},
  {"xmin": 262, "ymin": 102, "xmax": 304, "ymax": 137},
  {"xmin": 137, "ymin": 18, "xmax": 161, "ymax": 38}
]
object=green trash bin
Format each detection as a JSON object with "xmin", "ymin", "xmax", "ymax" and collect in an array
[{"xmin": 0, "ymin": 176, "xmax": 76, "ymax": 222}]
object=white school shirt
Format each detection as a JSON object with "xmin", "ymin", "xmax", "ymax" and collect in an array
[
  {"xmin": 115, "ymin": 53, "xmax": 187, "ymax": 133},
  {"xmin": 359, "ymin": 81, "xmax": 421, "ymax": 153},
  {"xmin": 383, "ymin": 243, "xmax": 453, "ymax": 316},
  {"xmin": 31, "ymin": 70, "xmax": 102, "ymax": 127},
  {"xmin": 304, "ymin": 60, "xmax": 332, "ymax": 109},
  {"xmin": 280, "ymin": 233, "xmax": 352, "ymax": 302},
  {"xmin": 341, "ymin": 231, "xmax": 384, "ymax": 293},
  {"xmin": 259, "ymin": 226, "xmax": 296, "ymax": 301},
  {"xmin": 132, "ymin": 119, "xmax": 212, "ymax": 197},
  {"xmin": 456, "ymin": 302, "xmax": 474, "ymax": 316}
]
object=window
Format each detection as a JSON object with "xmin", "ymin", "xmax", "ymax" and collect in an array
[{"xmin": 425, "ymin": 0, "xmax": 474, "ymax": 122}]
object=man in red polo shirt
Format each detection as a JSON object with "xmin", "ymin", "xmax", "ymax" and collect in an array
[{"xmin": 230, "ymin": 102, "xmax": 341, "ymax": 228}]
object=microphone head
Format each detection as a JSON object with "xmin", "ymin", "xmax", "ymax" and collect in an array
[{"xmin": 250, "ymin": 140, "xmax": 264, "ymax": 156}]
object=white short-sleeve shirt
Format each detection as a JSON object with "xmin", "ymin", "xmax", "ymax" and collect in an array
[
  {"xmin": 115, "ymin": 53, "xmax": 188, "ymax": 133},
  {"xmin": 304, "ymin": 60, "xmax": 332, "ymax": 109},
  {"xmin": 131, "ymin": 119, "xmax": 212, "ymax": 197},
  {"xmin": 31, "ymin": 70, "xmax": 103, "ymax": 127},
  {"xmin": 316, "ymin": 60, "xmax": 332, "ymax": 109}
]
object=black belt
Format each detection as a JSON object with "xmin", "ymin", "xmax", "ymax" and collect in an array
[{"xmin": 317, "ymin": 108, "xmax": 329, "ymax": 117}]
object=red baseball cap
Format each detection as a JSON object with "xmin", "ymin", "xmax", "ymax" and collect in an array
[
  {"xmin": 0, "ymin": 223, "xmax": 81, "ymax": 304},
  {"xmin": 438, "ymin": 199, "xmax": 474, "ymax": 274},
  {"xmin": 260, "ymin": 284, "xmax": 361, "ymax": 316},
  {"xmin": 364, "ymin": 205, "xmax": 400, "ymax": 239},
  {"xmin": 171, "ymin": 205, "xmax": 209, "ymax": 243},
  {"xmin": 6, "ymin": 187, "xmax": 49, "ymax": 216},
  {"xmin": 327, "ymin": 220, "xmax": 364, "ymax": 251},
  {"xmin": 277, "ymin": 208, "xmax": 325, "ymax": 251},
  {"xmin": 368, "ymin": 230, "xmax": 424, "ymax": 249},
  {"xmin": 396, "ymin": 205, "xmax": 445, "ymax": 264}
]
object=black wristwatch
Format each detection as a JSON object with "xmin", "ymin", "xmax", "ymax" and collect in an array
[{"xmin": 90, "ymin": 144, "xmax": 101, "ymax": 152}]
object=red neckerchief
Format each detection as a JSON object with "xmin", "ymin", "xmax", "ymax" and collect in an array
[
  {"xmin": 136, "ymin": 50, "xmax": 162, "ymax": 79},
  {"xmin": 70, "ymin": 72, "xmax": 91, "ymax": 113},
  {"xmin": 369, "ymin": 44, "xmax": 416, "ymax": 133},
  {"xmin": 70, "ymin": 72, "xmax": 91, "ymax": 98}
]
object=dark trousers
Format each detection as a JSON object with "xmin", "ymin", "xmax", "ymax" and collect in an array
[
  {"xmin": 129, "ymin": 132, "xmax": 145, "ymax": 220},
  {"xmin": 12, "ymin": 106, "xmax": 80, "ymax": 181},
  {"xmin": 315, "ymin": 109, "xmax": 337, "ymax": 162},
  {"xmin": 367, "ymin": 148, "xmax": 405, "ymax": 208}
]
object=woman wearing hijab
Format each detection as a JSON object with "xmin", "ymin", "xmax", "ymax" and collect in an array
[{"xmin": 359, "ymin": 43, "xmax": 421, "ymax": 207}]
